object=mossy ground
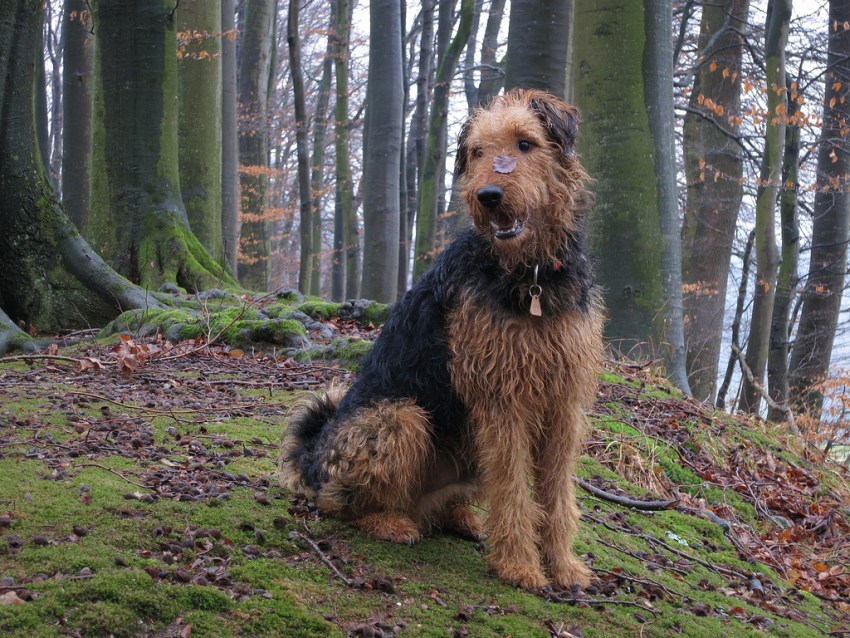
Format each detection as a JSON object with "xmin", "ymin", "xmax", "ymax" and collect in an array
[{"xmin": 0, "ymin": 353, "xmax": 846, "ymax": 637}]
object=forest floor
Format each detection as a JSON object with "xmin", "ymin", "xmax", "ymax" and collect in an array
[{"xmin": 0, "ymin": 307, "xmax": 849, "ymax": 638}]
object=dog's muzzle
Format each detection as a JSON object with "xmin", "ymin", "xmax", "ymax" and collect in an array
[{"xmin": 476, "ymin": 185, "xmax": 526, "ymax": 239}]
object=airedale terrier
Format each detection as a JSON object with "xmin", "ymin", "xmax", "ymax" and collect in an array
[{"xmin": 280, "ymin": 89, "xmax": 604, "ymax": 590}]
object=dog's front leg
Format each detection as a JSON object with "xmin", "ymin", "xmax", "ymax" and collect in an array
[
  {"xmin": 535, "ymin": 404, "xmax": 591, "ymax": 589},
  {"xmin": 472, "ymin": 405, "xmax": 547, "ymax": 589}
]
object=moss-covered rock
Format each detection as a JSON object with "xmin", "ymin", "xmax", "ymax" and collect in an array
[{"xmin": 297, "ymin": 336, "xmax": 374, "ymax": 369}]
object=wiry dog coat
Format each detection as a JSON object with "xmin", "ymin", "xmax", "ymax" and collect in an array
[{"xmin": 281, "ymin": 89, "xmax": 604, "ymax": 590}]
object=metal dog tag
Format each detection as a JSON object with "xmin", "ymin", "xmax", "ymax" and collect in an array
[
  {"xmin": 529, "ymin": 288, "xmax": 542, "ymax": 316},
  {"xmin": 529, "ymin": 264, "xmax": 542, "ymax": 316}
]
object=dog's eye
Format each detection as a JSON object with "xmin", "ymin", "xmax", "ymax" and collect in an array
[
  {"xmin": 518, "ymin": 140, "xmax": 532, "ymax": 153},
  {"xmin": 473, "ymin": 147, "xmax": 484, "ymax": 158}
]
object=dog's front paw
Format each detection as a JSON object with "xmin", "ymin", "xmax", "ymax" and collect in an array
[
  {"xmin": 492, "ymin": 562, "xmax": 549, "ymax": 590},
  {"xmin": 354, "ymin": 512, "xmax": 421, "ymax": 545},
  {"xmin": 549, "ymin": 556, "xmax": 592, "ymax": 590}
]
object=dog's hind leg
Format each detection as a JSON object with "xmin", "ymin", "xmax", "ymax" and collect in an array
[{"xmin": 318, "ymin": 399, "xmax": 433, "ymax": 544}]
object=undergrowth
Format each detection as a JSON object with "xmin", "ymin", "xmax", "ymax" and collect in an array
[{"xmin": 0, "ymin": 348, "xmax": 847, "ymax": 637}]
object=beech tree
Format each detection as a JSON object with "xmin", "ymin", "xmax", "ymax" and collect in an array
[
  {"xmin": 767, "ymin": 79, "xmax": 801, "ymax": 422},
  {"xmin": 61, "ymin": 0, "xmax": 94, "ymax": 234},
  {"xmin": 308, "ymin": 19, "xmax": 335, "ymax": 296},
  {"xmin": 503, "ymin": 0, "xmax": 571, "ymax": 98},
  {"xmin": 740, "ymin": 0, "xmax": 792, "ymax": 414},
  {"xmin": 573, "ymin": 0, "xmax": 689, "ymax": 393},
  {"xmin": 88, "ymin": 0, "xmax": 235, "ymax": 292},
  {"xmin": 402, "ymin": 0, "xmax": 435, "ymax": 292},
  {"xmin": 464, "ymin": 0, "xmax": 506, "ymax": 109},
  {"xmin": 645, "ymin": 0, "xmax": 690, "ymax": 394},
  {"xmin": 237, "ymin": 0, "xmax": 276, "ymax": 291},
  {"xmin": 788, "ymin": 0, "xmax": 850, "ymax": 418},
  {"xmin": 331, "ymin": 0, "xmax": 358, "ymax": 300},
  {"xmin": 360, "ymin": 0, "xmax": 405, "ymax": 301},
  {"xmin": 681, "ymin": 0, "xmax": 750, "ymax": 401},
  {"xmin": 288, "ymin": 0, "xmax": 313, "ymax": 294},
  {"xmin": 221, "ymin": 0, "xmax": 240, "ymax": 275},
  {"xmin": 0, "ymin": 0, "xmax": 163, "ymax": 353},
  {"xmin": 177, "ymin": 0, "xmax": 224, "ymax": 263}
]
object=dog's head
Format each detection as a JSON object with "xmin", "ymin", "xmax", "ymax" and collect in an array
[{"xmin": 455, "ymin": 89, "xmax": 589, "ymax": 269}]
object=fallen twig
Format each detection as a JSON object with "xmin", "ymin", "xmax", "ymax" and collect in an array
[
  {"xmin": 290, "ymin": 530, "xmax": 352, "ymax": 587},
  {"xmin": 593, "ymin": 566, "xmax": 687, "ymax": 600},
  {"xmin": 74, "ymin": 462, "xmax": 148, "ymax": 489},
  {"xmin": 544, "ymin": 590, "xmax": 660, "ymax": 615},
  {"xmin": 576, "ymin": 477, "xmax": 679, "ymax": 511},
  {"xmin": 0, "ymin": 354, "xmax": 84, "ymax": 366}
]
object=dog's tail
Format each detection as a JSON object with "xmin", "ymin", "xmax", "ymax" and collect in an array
[{"xmin": 279, "ymin": 384, "xmax": 345, "ymax": 495}]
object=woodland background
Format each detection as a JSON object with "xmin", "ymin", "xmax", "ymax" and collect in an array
[{"xmin": 1, "ymin": 0, "xmax": 850, "ymax": 462}]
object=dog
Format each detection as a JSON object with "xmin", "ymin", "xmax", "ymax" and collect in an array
[{"xmin": 280, "ymin": 89, "xmax": 604, "ymax": 590}]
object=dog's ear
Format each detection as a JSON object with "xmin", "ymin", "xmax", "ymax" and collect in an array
[
  {"xmin": 454, "ymin": 117, "xmax": 473, "ymax": 177},
  {"xmin": 529, "ymin": 94, "xmax": 580, "ymax": 159}
]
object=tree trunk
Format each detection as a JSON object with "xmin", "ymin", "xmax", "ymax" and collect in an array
[
  {"xmin": 716, "ymin": 230, "xmax": 756, "ymax": 410},
  {"xmin": 396, "ymin": 1, "xmax": 411, "ymax": 298},
  {"xmin": 287, "ymin": 0, "xmax": 313, "ymax": 294},
  {"xmin": 573, "ymin": 0, "xmax": 666, "ymax": 361},
  {"xmin": 412, "ymin": 0, "xmax": 474, "ymax": 281},
  {"xmin": 681, "ymin": 0, "xmax": 749, "ymax": 401},
  {"xmin": 309, "ymin": 21, "xmax": 334, "ymax": 297},
  {"xmin": 61, "ymin": 0, "xmax": 94, "ymax": 234},
  {"xmin": 89, "ymin": 0, "xmax": 235, "ymax": 293},
  {"xmin": 237, "ymin": 0, "xmax": 276, "ymax": 291},
  {"xmin": 504, "ymin": 0, "xmax": 571, "ymax": 99},
  {"xmin": 403, "ymin": 0, "xmax": 435, "ymax": 291},
  {"xmin": 45, "ymin": 3, "xmax": 62, "ymax": 187},
  {"xmin": 35, "ymin": 19, "xmax": 51, "ymax": 182},
  {"xmin": 740, "ymin": 0, "xmax": 791, "ymax": 414},
  {"xmin": 360, "ymin": 0, "xmax": 404, "ymax": 302},
  {"xmin": 462, "ymin": 0, "xmax": 482, "ymax": 110},
  {"xmin": 788, "ymin": 0, "xmax": 850, "ymax": 418},
  {"xmin": 0, "ymin": 0, "xmax": 164, "ymax": 353},
  {"xmin": 476, "ymin": 0, "xmax": 506, "ymax": 107},
  {"xmin": 178, "ymin": 0, "xmax": 224, "ymax": 262},
  {"xmin": 767, "ymin": 82, "xmax": 800, "ymax": 423},
  {"xmin": 221, "ymin": 0, "xmax": 240, "ymax": 276},
  {"xmin": 644, "ymin": 0, "xmax": 690, "ymax": 395},
  {"xmin": 331, "ymin": 0, "xmax": 356, "ymax": 300}
]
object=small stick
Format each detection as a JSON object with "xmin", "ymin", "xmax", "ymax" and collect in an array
[
  {"xmin": 290, "ymin": 531, "xmax": 352, "ymax": 586},
  {"xmin": 576, "ymin": 477, "xmax": 679, "ymax": 511},
  {"xmin": 75, "ymin": 462, "xmax": 149, "ymax": 489},
  {"xmin": 545, "ymin": 590, "xmax": 660, "ymax": 615}
]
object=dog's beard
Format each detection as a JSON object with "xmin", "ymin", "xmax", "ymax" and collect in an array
[{"xmin": 470, "ymin": 204, "xmax": 571, "ymax": 272}]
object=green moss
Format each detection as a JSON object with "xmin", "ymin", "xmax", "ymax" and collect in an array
[
  {"xmin": 596, "ymin": 418, "xmax": 641, "ymax": 436},
  {"xmin": 0, "ymin": 343, "xmax": 841, "ymax": 638},
  {"xmin": 360, "ymin": 301, "xmax": 390, "ymax": 324},
  {"xmin": 295, "ymin": 299, "xmax": 344, "ymax": 320},
  {"xmin": 296, "ymin": 337, "xmax": 373, "ymax": 369},
  {"xmin": 333, "ymin": 337, "xmax": 372, "ymax": 361},
  {"xmin": 230, "ymin": 318, "xmax": 306, "ymax": 346}
]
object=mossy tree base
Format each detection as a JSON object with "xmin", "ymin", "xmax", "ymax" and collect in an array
[
  {"xmin": 100, "ymin": 294, "xmax": 389, "ymax": 366},
  {"xmin": 137, "ymin": 210, "xmax": 238, "ymax": 293},
  {"xmin": 0, "ymin": 0, "xmax": 167, "ymax": 354}
]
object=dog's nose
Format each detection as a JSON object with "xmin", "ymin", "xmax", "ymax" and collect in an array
[{"xmin": 476, "ymin": 185, "xmax": 504, "ymax": 209}]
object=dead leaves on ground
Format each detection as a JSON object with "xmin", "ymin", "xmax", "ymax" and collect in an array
[{"xmin": 594, "ymin": 374, "xmax": 850, "ymax": 618}]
